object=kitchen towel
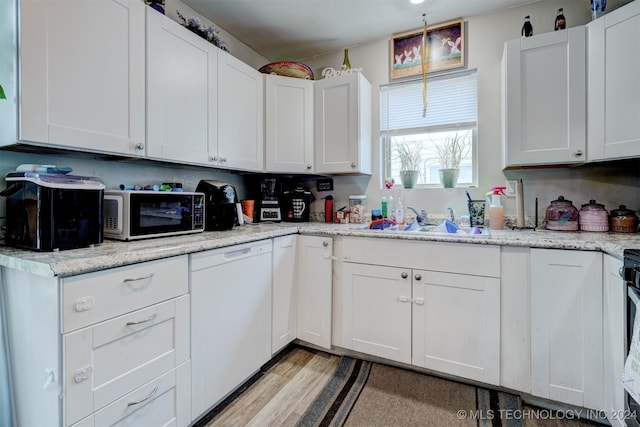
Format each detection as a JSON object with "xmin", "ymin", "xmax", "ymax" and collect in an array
[{"xmin": 623, "ymin": 302, "xmax": 640, "ymax": 403}]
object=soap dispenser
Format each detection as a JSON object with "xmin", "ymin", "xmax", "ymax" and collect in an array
[{"xmin": 487, "ymin": 187, "xmax": 506, "ymax": 230}]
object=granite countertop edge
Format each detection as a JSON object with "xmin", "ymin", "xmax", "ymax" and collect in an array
[{"xmin": 1, "ymin": 222, "xmax": 639, "ymax": 278}]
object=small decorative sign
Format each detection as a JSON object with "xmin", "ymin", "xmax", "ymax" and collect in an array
[
  {"xmin": 316, "ymin": 178, "xmax": 334, "ymax": 191},
  {"xmin": 322, "ymin": 66, "xmax": 363, "ymax": 79}
]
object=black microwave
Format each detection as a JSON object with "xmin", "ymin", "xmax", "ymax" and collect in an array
[{"xmin": 103, "ymin": 190, "xmax": 205, "ymax": 241}]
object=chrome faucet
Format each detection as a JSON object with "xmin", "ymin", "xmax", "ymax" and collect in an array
[
  {"xmin": 407, "ymin": 206, "xmax": 429, "ymax": 225},
  {"xmin": 447, "ymin": 207, "xmax": 456, "ymax": 223}
]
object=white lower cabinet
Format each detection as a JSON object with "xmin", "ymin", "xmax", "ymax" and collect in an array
[
  {"xmin": 341, "ymin": 263, "xmax": 412, "ymax": 364},
  {"xmin": 1, "ymin": 255, "xmax": 190, "ymax": 427},
  {"xmin": 603, "ymin": 254, "xmax": 626, "ymax": 426},
  {"xmin": 530, "ymin": 248, "xmax": 603, "ymax": 410},
  {"xmin": 500, "ymin": 246, "xmax": 532, "ymax": 393},
  {"xmin": 338, "ymin": 237, "xmax": 500, "ymax": 385},
  {"xmin": 71, "ymin": 361, "xmax": 191, "ymax": 427},
  {"xmin": 272, "ymin": 235, "xmax": 298, "ymax": 354},
  {"xmin": 412, "ymin": 270, "xmax": 500, "ymax": 384},
  {"xmin": 189, "ymin": 240, "xmax": 273, "ymax": 422},
  {"xmin": 297, "ymin": 235, "xmax": 333, "ymax": 350}
]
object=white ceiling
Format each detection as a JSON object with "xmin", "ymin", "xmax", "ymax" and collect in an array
[{"xmin": 181, "ymin": 0, "xmax": 539, "ymax": 61}]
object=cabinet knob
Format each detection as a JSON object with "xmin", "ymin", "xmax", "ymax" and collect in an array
[
  {"xmin": 307, "ymin": 165, "xmax": 312, "ymax": 170},
  {"xmin": 351, "ymin": 162, "xmax": 356, "ymax": 168},
  {"xmin": 210, "ymin": 156, "xmax": 218, "ymax": 162},
  {"xmin": 134, "ymin": 142, "xmax": 145, "ymax": 151},
  {"xmin": 414, "ymin": 274, "xmax": 422, "ymax": 281},
  {"xmin": 574, "ymin": 150, "xmax": 583, "ymax": 157},
  {"xmin": 322, "ymin": 241, "xmax": 329, "ymax": 247},
  {"xmin": 401, "ymin": 272, "xmax": 408, "ymax": 279},
  {"xmin": 220, "ymin": 157, "xmax": 228, "ymax": 163}
]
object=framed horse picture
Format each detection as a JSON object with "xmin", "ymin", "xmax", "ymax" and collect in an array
[{"xmin": 390, "ymin": 18, "xmax": 465, "ymax": 80}]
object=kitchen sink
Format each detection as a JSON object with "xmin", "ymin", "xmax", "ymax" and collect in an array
[{"xmin": 354, "ymin": 223, "xmax": 492, "ymax": 237}]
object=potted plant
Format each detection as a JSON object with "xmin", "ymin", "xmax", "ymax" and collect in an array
[
  {"xmin": 434, "ymin": 131, "xmax": 471, "ymax": 188},
  {"xmin": 393, "ymin": 140, "xmax": 423, "ymax": 188}
]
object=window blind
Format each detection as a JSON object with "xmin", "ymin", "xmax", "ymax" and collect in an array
[{"xmin": 380, "ymin": 70, "xmax": 478, "ymax": 132}]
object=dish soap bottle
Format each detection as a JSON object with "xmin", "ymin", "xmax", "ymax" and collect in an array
[
  {"xmin": 395, "ymin": 198, "xmax": 404, "ymax": 225},
  {"xmin": 381, "ymin": 196, "xmax": 388, "ymax": 219},
  {"xmin": 487, "ymin": 187, "xmax": 506, "ymax": 230}
]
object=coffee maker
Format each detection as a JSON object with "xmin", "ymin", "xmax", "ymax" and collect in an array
[
  {"xmin": 258, "ymin": 177, "xmax": 282, "ymax": 222},
  {"xmin": 282, "ymin": 187, "xmax": 311, "ymax": 222}
]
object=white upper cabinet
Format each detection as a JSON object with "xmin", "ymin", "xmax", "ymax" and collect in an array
[
  {"xmin": 314, "ymin": 72, "xmax": 372, "ymax": 174},
  {"xmin": 216, "ymin": 50, "xmax": 264, "ymax": 172},
  {"xmin": 265, "ymin": 75, "xmax": 314, "ymax": 173},
  {"xmin": 502, "ymin": 26, "xmax": 586, "ymax": 167},
  {"xmin": 146, "ymin": 8, "xmax": 217, "ymax": 166},
  {"xmin": 19, "ymin": 0, "xmax": 146, "ymax": 156},
  {"xmin": 587, "ymin": 0, "xmax": 640, "ymax": 161}
]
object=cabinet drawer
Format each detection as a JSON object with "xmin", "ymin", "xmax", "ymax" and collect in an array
[
  {"xmin": 62, "ymin": 255, "xmax": 188, "ymax": 333},
  {"xmin": 340, "ymin": 237, "xmax": 500, "ymax": 277},
  {"xmin": 64, "ymin": 295, "xmax": 189, "ymax": 425},
  {"xmin": 70, "ymin": 361, "xmax": 191, "ymax": 427}
]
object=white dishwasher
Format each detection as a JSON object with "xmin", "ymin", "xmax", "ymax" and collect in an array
[{"xmin": 189, "ymin": 239, "xmax": 273, "ymax": 422}]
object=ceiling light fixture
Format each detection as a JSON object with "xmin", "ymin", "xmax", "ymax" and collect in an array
[{"xmin": 409, "ymin": 0, "xmax": 426, "ymax": 4}]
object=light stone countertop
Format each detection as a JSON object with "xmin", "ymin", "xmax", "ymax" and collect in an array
[{"xmin": 1, "ymin": 222, "xmax": 639, "ymax": 278}]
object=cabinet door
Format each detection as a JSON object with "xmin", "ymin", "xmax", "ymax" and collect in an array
[
  {"xmin": 587, "ymin": 1, "xmax": 640, "ymax": 160},
  {"xmin": 189, "ymin": 241, "xmax": 272, "ymax": 420},
  {"xmin": 502, "ymin": 26, "xmax": 586, "ymax": 167},
  {"xmin": 265, "ymin": 75, "xmax": 314, "ymax": 173},
  {"xmin": 64, "ymin": 296, "xmax": 189, "ymax": 426},
  {"xmin": 297, "ymin": 235, "xmax": 333, "ymax": 349},
  {"xmin": 73, "ymin": 361, "xmax": 191, "ymax": 427},
  {"xmin": 412, "ymin": 270, "xmax": 500, "ymax": 385},
  {"xmin": 341, "ymin": 263, "xmax": 412, "ymax": 364},
  {"xmin": 217, "ymin": 50, "xmax": 264, "ymax": 171},
  {"xmin": 19, "ymin": 0, "xmax": 145, "ymax": 156},
  {"xmin": 272, "ymin": 235, "xmax": 298, "ymax": 355},
  {"xmin": 146, "ymin": 8, "xmax": 217, "ymax": 166},
  {"xmin": 603, "ymin": 254, "xmax": 626, "ymax": 426},
  {"xmin": 530, "ymin": 249, "xmax": 603, "ymax": 410},
  {"xmin": 500, "ymin": 246, "xmax": 531, "ymax": 393},
  {"xmin": 314, "ymin": 72, "xmax": 372, "ymax": 174}
]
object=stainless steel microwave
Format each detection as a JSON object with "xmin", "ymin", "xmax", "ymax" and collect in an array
[{"xmin": 103, "ymin": 190, "xmax": 205, "ymax": 241}]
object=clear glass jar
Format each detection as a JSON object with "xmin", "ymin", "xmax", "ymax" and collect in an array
[
  {"xmin": 349, "ymin": 195, "xmax": 367, "ymax": 224},
  {"xmin": 610, "ymin": 205, "xmax": 638, "ymax": 233},
  {"xmin": 545, "ymin": 195, "xmax": 579, "ymax": 231},
  {"xmin": 579, "ymin": 199, "xmax": 609, "ymax": 232}
]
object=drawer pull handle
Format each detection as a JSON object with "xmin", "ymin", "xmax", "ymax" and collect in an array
[
  {"xmin": 126, "ymin": 313, "xmax": 158, "ymax": 327},
  {"xmin": 123, "ymin": 273, "xmax": 155, "ymax": 283},
  {"xmin": 127, "ymin": 386, "xmax": 158, "ymax": 407}
]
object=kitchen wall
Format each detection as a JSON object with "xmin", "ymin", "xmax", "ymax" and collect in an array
[
  {"xmin": 1, "ymin": 0, "xmax": 639, "ymax": 231},
  {"xmin": 302, "ymin": 0, "xmax": 640, "ymax": 223}
]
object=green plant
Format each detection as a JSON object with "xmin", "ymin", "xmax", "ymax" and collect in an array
[
  {"xmin": 434, "ymin": 131, "xmax": 471, "ymax": 169},
  {"xmin": 393, "ymin": 140, "xmax": 423, "ymax": 171},
  {"xmin": 176, "ymin": 10, "xmax": 228, "ymax": 51},
  {"xmin": 0, "ymin": 84, "xmax": 6, "ymax": 100}
]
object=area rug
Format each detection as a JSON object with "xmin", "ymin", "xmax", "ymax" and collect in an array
[{"xmin": 296, "ymin": 355, "xmax": 522, "ymax": 427}]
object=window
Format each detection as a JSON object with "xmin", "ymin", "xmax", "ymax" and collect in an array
[{"xmin": 380, "ymin": 70, "xmax": 478, "ymax": 188}]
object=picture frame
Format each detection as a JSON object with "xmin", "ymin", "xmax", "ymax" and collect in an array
[{"xmin": 390, "ymin": 18, "xmax": 465, "ymax": 80}]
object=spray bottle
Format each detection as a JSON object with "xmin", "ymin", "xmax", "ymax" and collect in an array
[{"xmin": 486, "ymin": 186, "xmax": 506, "ymax": 230}]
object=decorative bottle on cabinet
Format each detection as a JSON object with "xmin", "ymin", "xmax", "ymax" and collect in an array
[
  {"xmin": 342, "ymin": 49, "xmax": 351, "ymax": 70},
  {"xmin": 521, "ymin": 15, "xmax": 533, "ymax": 37},
  {"xmin": 555, "ymin": 8, "xmax": 566, "ymax": 30}
]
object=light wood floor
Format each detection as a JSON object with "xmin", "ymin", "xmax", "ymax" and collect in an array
[
  {"xmin": 196, "ymin": 346, "xmax": 605, "ymax": 427},
  {"xmin": 200, "ymin": 346, "xmax": 339, "ymax": 427}
]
